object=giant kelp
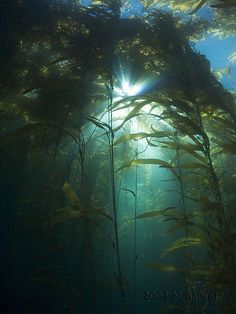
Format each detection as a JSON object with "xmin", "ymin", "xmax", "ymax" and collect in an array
[{"xmin": 0, "ymin": 1, "xmax": 236, "ymax": 313}]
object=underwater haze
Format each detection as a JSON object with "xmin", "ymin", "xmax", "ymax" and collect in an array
[{"xmin": 1, "ymin": 1, "xmax": 236, "ymax": 313}]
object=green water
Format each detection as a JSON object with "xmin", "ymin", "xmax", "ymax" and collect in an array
[{"xmin": 1, "ymin": 1, "xmax": 236, "ymax": 313}]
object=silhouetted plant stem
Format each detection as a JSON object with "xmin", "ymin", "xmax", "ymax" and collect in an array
[
  {"xmin": 133, "ymin": 140, "xmax": 138, "ymax": 301},
  {"xmin": 174, "ymin": 132, "xmax": 196, "ymax": 314},
  {"xmin": 107, "ymin": 80, "xmax": 126, "ymax": 308},
  {"xmin": 194, "ymin": 102, "xmax": 227, "ymax": 232}
]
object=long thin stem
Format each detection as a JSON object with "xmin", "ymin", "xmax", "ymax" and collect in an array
[
  {"xmin": 174, "ymin": 131, "xmax": 196, "ymax": 314},
  {"xmin": 133, "ymin": 140, "xmax": 138, "ymax": 300},
  {"xmin": 107, "ymin": 81, "xmax": 126, "ymax": 305}
]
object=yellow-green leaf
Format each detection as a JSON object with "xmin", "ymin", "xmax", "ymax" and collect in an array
[
  {"xmin": 161, "ymin": 237, "xmax": 206, "ymax": 257},
  {"xmin": 135, "ymin": 207, "xmax": 178, "ymax": 219},
  {"xmin": 63, "ymin": 182, "xmax": 82, "ymax": 208},
  {"xmin": 114, "ymin": 132, "xmax": 149, "ymax": 145},
  {"xmin": 117, "ymin": 158, "xmax": 179, "ymax": 178},
  {"xmin": 146, "ymin": 263, "xmax": 182, "ymax": 272},
  {"xmin": 135, "ymin": 210, "xmax": 165, "ymax": 219},
  {"xmin": 113, "ymin": 101, "xmax": 149, "ymax": 132},
  {"xmin": 93, "ymin": 208, "xmax": 113, "ymax": 221}
]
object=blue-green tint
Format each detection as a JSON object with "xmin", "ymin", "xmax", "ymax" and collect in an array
[{"xmin": 1, "ymin": 1, "xmax": 235, "ymax": 314}]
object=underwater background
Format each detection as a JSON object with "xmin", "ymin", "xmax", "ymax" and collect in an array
[{"xmin": 1, "ymin": 1, "xmax": 236, "ymax": 313}]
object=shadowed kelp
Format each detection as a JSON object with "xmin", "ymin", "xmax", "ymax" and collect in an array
[{"xmin": 0, "ymin": 1, "xmax": 235, "ymax": 313}]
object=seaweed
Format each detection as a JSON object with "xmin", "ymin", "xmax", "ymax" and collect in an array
[{"xmin": 1, "ymin": 1, "xmax": 235, "ymax": 313}]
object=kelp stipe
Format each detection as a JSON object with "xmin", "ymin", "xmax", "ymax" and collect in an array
[
  {"xmin": 106, "ymin": 78, "xmax": 127, "ymax": 306},
  {"xmin": 1, "ymin": 1, "xmax": 236, "ymax": 313}
]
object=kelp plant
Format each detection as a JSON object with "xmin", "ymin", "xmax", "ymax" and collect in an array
[{"xmin": 0, "ymin": 0, "xmax": 235, "ymax": 313}]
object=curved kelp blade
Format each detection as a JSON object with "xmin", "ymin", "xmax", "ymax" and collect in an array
[
  {"xmin": 158, "ymin": 141, "xmax": 206, "ymax": 162},
  {"xmin": 191, "ymin": 265, "xmax": 219, "ymax": 278},
  {"xmin": 135, "ymin": 210, "xmax": 166, "ymax": 219},
  {"xmin": 151, "ymin": 126, "xmax": 175, "ymax": 137},
  {"xmin": 135, "ymin": 207, "xmax": 179, "ymax": 219},
  {"xmin": 114, "ymin": 130, "xmax": 174, "ymax": 146},
  {"xmin": 162, "ymin": 109, "xmax": 208, "ymax": 144},
  {"xmin": 112, "ymin": 95, "xmax": 142, "ymax": 110},
  {"xmin": 84, "ymin": 115, "xmax": 112, "ymax": 134},
  {"xmin": 114, "ymin": 132, "xmax": 150, "ymax": 145},
  {"xmin": 92, "ymin": 208, "xmax": 113, "ymax": 221},
  {"xmin": 161, "ymin": 207, "xmax": 189, "ymax": 218},
  {"xmin": 121, "ymin": 188, "xmax": 136, "ymax": 197},
  {"xmin": 116, "ymin": 158, "xmax": 179, "ymax": 178},
  {"xmin": 113, "ymin": 101, "xmax": 149, "ymax": 132},
  {"xmin": 161, "ymin": 237, "xmax": 207, "ymax": 258},
  {"xmin": 146, "ymin": 262, "xmax": 184, "ymax": 273}
]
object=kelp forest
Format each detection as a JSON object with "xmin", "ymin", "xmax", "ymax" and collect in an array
[{"xmin": 1, "ymin": 0, "xmax": 236, "ymax": 313}]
